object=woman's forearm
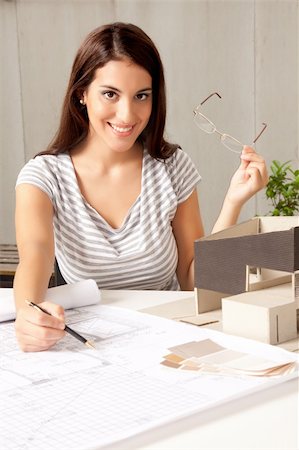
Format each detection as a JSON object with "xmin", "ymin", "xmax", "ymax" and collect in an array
[
  {"xmin": 13, "ymin": 250, "xmax": 54, "ymax": 311},
  {"xmin": 212, "ymin": 197, "xmax": 242, "ymax": 234}
]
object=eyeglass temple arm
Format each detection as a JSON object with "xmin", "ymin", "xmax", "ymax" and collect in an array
[
  {"xmin": 253, "ymin": 123, "xmax": 267, "ymax": 143},
  {"xmin": 200, "ymin": 92, "xmax": 222, "ymax": 106}
]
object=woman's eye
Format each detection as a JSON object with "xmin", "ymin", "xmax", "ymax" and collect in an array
[
  {"xmin": 103, "ymin": 91, "xmax": 117, "ymax": 100},
  {"xmin": 135, "ymin": 93, "xmax": 148, "ymax": 101}
]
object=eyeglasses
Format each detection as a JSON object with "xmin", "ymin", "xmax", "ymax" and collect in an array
[{"xmin": 193, "ymin": 92, "xmax": 267, "ymax": 154}]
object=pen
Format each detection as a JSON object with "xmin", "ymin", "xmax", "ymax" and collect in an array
[{"xmin": 25, "ymin": 300, "xmax": 96, "ymax": 349}]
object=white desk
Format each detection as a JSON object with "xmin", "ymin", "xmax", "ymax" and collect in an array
[{"xmin": 100, "ymin": 290, "xmax": 298, "ymax": 450}]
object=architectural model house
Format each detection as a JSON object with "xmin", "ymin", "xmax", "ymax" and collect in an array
[{"xmin": 194, "ymin": 217, "xmax": 299, "ymax": 344}]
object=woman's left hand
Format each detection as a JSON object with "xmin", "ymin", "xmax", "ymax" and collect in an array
[{"xmin": 226, "ymin": 146, "xmax": 269, "ymax": 207}]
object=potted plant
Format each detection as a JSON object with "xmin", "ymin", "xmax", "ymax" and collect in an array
[{"xmin": 266, "ymin": 160, "xmax": 299, "ymax": 216}]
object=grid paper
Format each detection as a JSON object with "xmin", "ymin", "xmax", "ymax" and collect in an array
[{"xmin": 0, "ymin": 304, "xmax": 297, "ymax": 450}]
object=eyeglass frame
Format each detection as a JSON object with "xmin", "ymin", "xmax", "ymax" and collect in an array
[{"xmin": 193, "ymin": 92, "xmax": 267, "ymax": 153}]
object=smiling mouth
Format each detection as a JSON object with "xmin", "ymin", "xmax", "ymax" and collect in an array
[{"xmin": 109, "ymin": 123, "xmax": 134, "ymax": 133}]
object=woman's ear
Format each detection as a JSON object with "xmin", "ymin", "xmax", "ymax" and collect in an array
[{"xmin": 77, "ymin": 90, "xmax": 86, "ymax": 106}]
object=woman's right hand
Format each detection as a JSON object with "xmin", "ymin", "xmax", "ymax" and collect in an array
[{"xmin": 15, "ymin": 301, "xmax": 66, "ymax": 352}]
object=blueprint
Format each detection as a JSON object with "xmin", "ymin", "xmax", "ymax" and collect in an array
[{"xmin": 0, "ymin": 304, "xmax": 298, "ymax": 450}]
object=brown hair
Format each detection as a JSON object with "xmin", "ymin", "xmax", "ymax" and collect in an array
[{"xmin": 37, "ymin": 22, "xmax": 178, "ymax": 159}]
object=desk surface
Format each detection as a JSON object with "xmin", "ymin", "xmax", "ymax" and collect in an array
[{"xmin": 100, "ymin": 289, "xmax": 298, "ymax": 450}]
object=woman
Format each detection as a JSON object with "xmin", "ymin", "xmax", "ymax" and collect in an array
[{"xmin": 14, "ymin": 22, "xmax": 268, "ymax": 351}]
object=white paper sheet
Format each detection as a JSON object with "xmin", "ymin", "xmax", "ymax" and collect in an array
[
  {"xmin": 0, "ymin": 279, "xmax": 100, "ymax": 322},
  {"xmin": 0, "ymin": 304, "xmax": 298, "ymax": 450}
]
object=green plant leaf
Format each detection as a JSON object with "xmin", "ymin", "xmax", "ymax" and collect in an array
[{"xmin": 266, "ymin": 159, "xmax": 299, "ymax": 216}]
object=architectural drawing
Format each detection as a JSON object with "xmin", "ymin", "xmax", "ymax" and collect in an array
[{"xmin": 0, "ymin": 304, "xmax": 297, "ymax": 450}]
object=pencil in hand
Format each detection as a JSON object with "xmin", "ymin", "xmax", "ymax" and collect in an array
[{"xmin": 25, "ymin": 300, "xmax": 96, "ymax": 349}]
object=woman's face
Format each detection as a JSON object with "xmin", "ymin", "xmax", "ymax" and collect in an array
[{"xmin": 82, "ymin": 58, "xmax": 152, "ymax": 153}]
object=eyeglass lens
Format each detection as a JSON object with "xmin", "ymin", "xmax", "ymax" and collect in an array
[
  {"xmin": 194, "ymin": 113, "xmax": 215, "ymax": 134},
  {"xmin": 194, "ymin": 112, "xmax": 242, "ymax": 153},
  {"xmin": 221, "ymin": 135, "xmax": 243, "ymax": 154}
]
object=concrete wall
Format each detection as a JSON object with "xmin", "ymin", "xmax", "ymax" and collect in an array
[{"xmin": 1, "ymin": 0, "xmax": 298, "ymax": 244}]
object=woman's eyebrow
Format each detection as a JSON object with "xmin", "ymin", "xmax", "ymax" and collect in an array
[
  {"xmin": 99, "ymin": 85, "xmax": 121, "ymax": 92},
  {"xmin": 99, "ymin": 85, "xmax": 152, "ymax": 93},
  {"xmin": 137, "ymin": 87, "xmax": 152, "ymax": 93}
]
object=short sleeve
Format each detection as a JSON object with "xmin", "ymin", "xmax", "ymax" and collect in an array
[
  {"xmin": 15, "ymin": 156, "xmax": 56, "ymax": 202},
  {"xmin": 165, "ymin": 148, "xmax": 201, "ymax": 204}
]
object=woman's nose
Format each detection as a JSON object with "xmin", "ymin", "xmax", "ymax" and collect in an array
[{"xmin": 115, "ymin": 99, "xmax": 135, "ymax": 124}]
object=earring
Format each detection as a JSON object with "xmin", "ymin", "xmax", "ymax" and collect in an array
[{"xmin": 80, "ymin": 99, "xmax": 85, "ymax": 105}]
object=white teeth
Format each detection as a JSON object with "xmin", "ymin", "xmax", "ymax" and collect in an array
[{"xmin": 110, "ymin": 124, "xmax": 133, "ymax": 133}]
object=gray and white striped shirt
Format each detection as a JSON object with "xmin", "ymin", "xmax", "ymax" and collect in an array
[{"xmin": 16, "ymin": 148, "xmax": 201, "ymax": 290}]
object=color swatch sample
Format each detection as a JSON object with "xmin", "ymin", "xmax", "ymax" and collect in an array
[{"xmin": 161, "ymin": 339, "xmax": 296, "ymax": 376}]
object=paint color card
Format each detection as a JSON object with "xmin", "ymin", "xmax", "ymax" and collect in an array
[
  {"xmin": 169, "ymin": 339, "xmax": 225, "ymax": 358},
  {"xmin": 161, "ymin": 339, "xmax": 297, "ymax": 377}
]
